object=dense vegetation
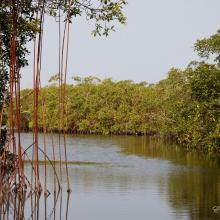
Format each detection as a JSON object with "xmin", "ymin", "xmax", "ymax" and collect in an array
[
  {"xmin": 0, "ymin": 0, "xmax": 127, "ymax": 152},
  {"xmin": 19, "ymin": 30, "xmax": 220, "ymax": 154}
]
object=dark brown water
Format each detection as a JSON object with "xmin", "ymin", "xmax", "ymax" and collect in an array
[{"xmin": 7, "ymin": 133, "xmax": 220, "ymax": 219}]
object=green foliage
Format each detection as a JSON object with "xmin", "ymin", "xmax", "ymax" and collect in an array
[
  {"xmin": 0, "ymin": 0, "xmax": 39, "ymax": 68},
  {"xmin": 1, "ymin": 1, "xmax": 218, "ymax": 155},
  {"xmin": 19, "ymin": 29, "xmax": 220, "ymax": 155},
  {"xmin": 159, "ymin": 65, "xmax": 220, "ymax": 153},
  {"xmin": 20, "ymin": 77, "xmax": 158, "ymax": 135},
  {"xmin": 0, "ymin": 0, "xmax": 127, "ymax": 155},
  {"xmin": 195, "ymin": 29, "xmax": 220, "ymax": 64},
  {"xmin": 0, "ymin": 0, "xmax": 40, "ymax": 153},
  {"xmin": 47, "ymin": 0, "xmax": 127, "ymax": 36},
  {"xmin": 20, "ymin": 68, "xmax": 220, "ymax": 154}
]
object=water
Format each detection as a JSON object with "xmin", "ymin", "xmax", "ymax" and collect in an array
[{"xmin": 5, "ymin": 133, "xmax": 220, "ymax": 219}]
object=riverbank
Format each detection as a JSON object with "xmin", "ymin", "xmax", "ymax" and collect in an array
[
  {"xmin": 19, "ymin": 31, "xmax": 220, "ymax": 155},
  {"xmin": 18, "ymin": 132, "xmax": 220, "ymax": 220},
  {"xmin": 20, "ymin": 70, "xmax": 219, "ymax": 154}
]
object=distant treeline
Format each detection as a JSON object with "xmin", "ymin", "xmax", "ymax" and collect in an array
[{"xmin": 20, "ymin": 31, "xmax": 220, "ymax": 154}]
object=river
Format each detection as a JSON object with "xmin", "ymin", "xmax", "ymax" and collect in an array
[{"xmin": 6, "ymin": 133, "xmax": 220, "ymax": 219}]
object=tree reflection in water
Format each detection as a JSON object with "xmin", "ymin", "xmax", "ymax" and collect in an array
[
  {"xmin": 118, "ymin": 136, "xmax": 220, "ymax": 220},
  {"xmin": 0, "ymin": 188, "xmax": 70, "ymax": 219}
]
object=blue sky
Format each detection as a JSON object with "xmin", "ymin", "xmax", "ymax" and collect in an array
[{"xmin": 21, "ymin": 0, "xmax": 220, "ymax": 88}]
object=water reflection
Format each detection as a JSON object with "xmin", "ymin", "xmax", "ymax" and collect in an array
[
  {"xmin": 117, "ymin": 136, "xmax": 220, "ymax": 220},
  {"xmin": 16, "ymin": 133, "xmax": 220, "ymax": 220},
  {"xmin": 0, "ymin": 188, "xmax": 70, "ymax": 220},
  {"xmin": 117, "ymin": 136, "xmax": 220, "ymax": 167},
  {"xmin": 167, "ymin": 170, "xmax": 220, "ymax": 220}
]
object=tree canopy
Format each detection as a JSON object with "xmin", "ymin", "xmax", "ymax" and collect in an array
[
  {"xmin": 20, "ymin": 64, "xmax": 219, "ymax": 154},
  {"xmin": 0, "ymin": 0, "xmax": 127, "ymax": 152},
  {"xmin": 19, "ymin": 30, "xmax": 220, "ymax": 154},
  {"xmin": 195, "ymin": 29, "xmax": 220, "ymax": 64}
]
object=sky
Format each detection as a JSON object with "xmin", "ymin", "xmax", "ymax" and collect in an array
[{"xmin": 21, "ymin": 0, "xmax": 220, "ymax": 88}]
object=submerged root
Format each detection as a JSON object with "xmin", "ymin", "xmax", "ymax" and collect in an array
[{"xmin": 0, "ymin": 151, "xmax": 17, "ymax": 185}]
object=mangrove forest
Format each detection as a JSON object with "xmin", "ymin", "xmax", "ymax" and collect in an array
[
  {"xmin": 0, "ymin": 0, "xmax": 220, "ymax": 219},
  {"xmin": 20, "ymin": 31, "xmax": 220, "ymax": 154}
]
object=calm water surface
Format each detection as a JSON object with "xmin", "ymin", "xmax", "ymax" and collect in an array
[{"xmin": 14, "ymin": 133, "xmax": 220, "ymax": 219}]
